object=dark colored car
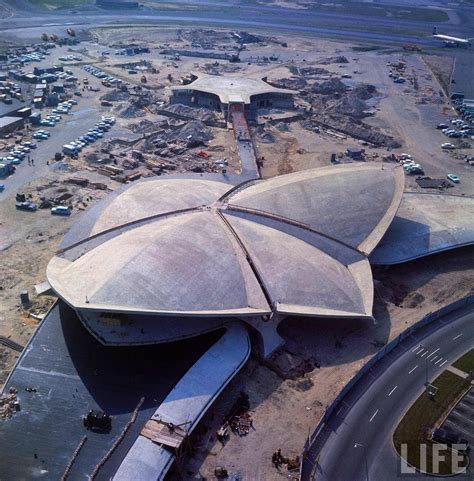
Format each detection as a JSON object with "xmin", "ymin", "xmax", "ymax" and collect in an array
[{"xmin": 16, "ymin": 201, "xmax": 38, "ymax": 211}]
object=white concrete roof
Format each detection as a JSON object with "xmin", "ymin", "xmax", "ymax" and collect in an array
[
  {"xmin": 371, "ymin": 193, "xmax": 474, "ymax": 265},
  {"xmin": 48, "ymin": 165, "xmax": 404, "ymax": 321},
  {"xmin": 171, "ymin": 75, "xmax": 296, "ymax": 104}
]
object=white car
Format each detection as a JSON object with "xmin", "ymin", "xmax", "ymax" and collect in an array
[
  {"xmin": 399, "ymin": 153, "xmax": 412, "ymax": 160},
  {"xmin": 441, "ymin": 143, "xmax": 456, "ymax": 150}
]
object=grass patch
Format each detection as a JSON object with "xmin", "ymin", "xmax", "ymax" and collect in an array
[
  {"xmin": 393, "ymin": 370, "xmax": 469, "ymax": 475},
  {"xmin": 28, "ymin": 0, "xmax": 92, "ymax": 10},
  {"xmin": 453, "ymin": 348, "xmax": 474, "ymax": 374}
]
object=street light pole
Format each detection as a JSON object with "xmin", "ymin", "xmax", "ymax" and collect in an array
[{"xmin": 354, "ymin": 443, "xmax": 369, "ymax": 481}]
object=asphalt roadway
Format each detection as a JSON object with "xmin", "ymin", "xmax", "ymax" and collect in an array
[
  {"xmin": 1, "ymin": 1, "xmax": 473, "ymax": 47},
  {"xmin": 303, "ymin": 306, "xmax": 474, "ymax": 481}
]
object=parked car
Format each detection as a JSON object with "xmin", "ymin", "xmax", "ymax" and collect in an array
[
  {"xmin": 16, "ymin": 201, "xmax": 37, "ymax": 211},
  {"xmin": 436, "ymin": 123, "xmax": 448, "ymax": 129},
  {"xmin": 447, "ymin": 174, "xmax": 460, "ymax": 183},
  {"xmin": 0, "ymin": 184, "xmax": 5, "ymax": 192},
  {"xmin": 51, "ymin": 205, "xmax": 72, "ymax": 216},
  {"xmin": 441, "ymin": 143, "xmax": 456, "ymax": 150}
]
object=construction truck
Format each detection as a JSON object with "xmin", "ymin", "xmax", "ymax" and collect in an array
[
  {"xmin": 41, "ymin": 33, "xmax": 49, "ymax": 41},
  {"xmin": 50, "ymin": 34, "xmax": 59, "ymax": 42},
  {"xmin": 66, "ymin": 28, "xmax": 75, "ymax": 37},
  {"xmin": 83, "ymin": 410, "xmax": 112, "ymax": 432}
]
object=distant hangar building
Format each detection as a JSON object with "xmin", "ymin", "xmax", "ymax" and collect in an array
[
  {"xmin": 170, "ymin": 75, "xmax": 296, "ymax": 119},
  {"xmin": 48, "ymin": 164, "xmax": 405, "ymax": 356}
]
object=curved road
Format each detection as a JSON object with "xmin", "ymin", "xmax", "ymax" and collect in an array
[{"xmin": 305, "ymin": 306, "xmax": 473, "ymax": 481}]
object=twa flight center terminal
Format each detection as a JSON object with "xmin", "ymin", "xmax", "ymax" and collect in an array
[{"xmin": 47, "ymin": 162, "xmax": 474, "ymax": 357}]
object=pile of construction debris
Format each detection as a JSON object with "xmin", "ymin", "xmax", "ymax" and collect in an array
[
  {"xmin": 310, "ymin": 78, "xmax": 349, "ymax": 95},
  {"xmin": 297, "ymin": 76, "xmax": 399, "ymax": 146},
  {"xmin": 163, "ymin": 103, "xmax": 219, "ymax": 122},
  {"xmin": 271, "ymin": 448, "xmax": 301, "ymax": 473},
  {"xmin": 217, "ymin": 392, "xmax": 253, "ymax": 444},
  {"xmin": 318, "ymin": 55, "xmax": 349, "ymax": 64},
  {"xmin": 0, "ymin": 387, "xmax": 19, "ymax": 420}
]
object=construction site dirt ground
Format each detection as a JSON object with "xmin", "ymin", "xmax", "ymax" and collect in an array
[{"xmin": 0, "ymin": 26, "xmax": 472, "ymax": 480}]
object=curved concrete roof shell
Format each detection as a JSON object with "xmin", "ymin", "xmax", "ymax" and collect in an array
[
  {"xmin": 60, "ymin": 177, "xmax": 232, "ymax": 249},
  {"xmin": 370, "ymin": 193, "xmax": 474, "ymax": 265},
  {"xmin": 49, "ymin": 211, "xmax": 270, "ymax": 316},
  {"xmin": 226, "ymin": 164, "xmax": 404, "ymax": 254},
  {"xmin": 48, "ymin": 165, "xmax": 404, "ymax": 321},
  {"xmin": 171, "ymin": 75, "xmax": 296, "ymax": 104}
]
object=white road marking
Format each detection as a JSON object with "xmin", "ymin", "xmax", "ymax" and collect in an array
[
  {"xmin": 453, "ymin": 334, "xmax": 463, "ymax": 341},
  {"xmin": 435, "ymin": 358, "xmax": 444, "ymax": 366},
  {"xmin": 426, "ymin": 348, "xmax": 440, "ymax": 359},
  {"xmin": 431, "ymin": 356, "xmax": 438, "ymax": 362},
  {"xmin": 369, "ymin": 410, "xmax": 379, "ymax": 422},
  {"xmin": 412, "ymin": 344, "xmax": 421, "ymax": 352},
  {"xmin": 409, "ymin": 365, "xmax": 418, "ymax": 374},
  {"xmin": 388, "ymin": 386, "xmax": 398, "ymax": 397},
  {"xmin": 439, "ymin": 360, "xmax": 448, "ymax": 367},
  {"xmin": 416, "ymin": 347, "xmax": 425, "ymax": 355},
  {"xmin": 420, "ymin": 351, "xmax": 429, "ymax": 358}
]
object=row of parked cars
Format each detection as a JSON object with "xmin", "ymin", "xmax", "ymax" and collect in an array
[
  {"xmin": 398, "ymin": 153, "xmax": 425, "ymax": 175},
  {"xmin": 13, "ymin": 51, "xmax": 49, "ymax": 63},
  {"xmin": 1, "ymin": 140, "xmax": 37, "ymax": 168},
  {"xmin": 56, "ymin": 69, "xmax": 78, "ymax": 83},
  {"xmin": 63, "ymin": 116, "xmax": 116, "ymax": 156},
  {"xmin": 36, "ymin": 99, "xmax": 77, "ymax": 128},
  {"xmin": 437, "ymin": 119, "xmax": 473, "ymax": 139},
  {"xmin": 0, "ymin": 141, "xmax": 38, "ymax": 189},
  {"xmin": 399, "ymin": 153, "xmax": 460, "ymax": 183},
  {"xmin": 82, "ymin": 65, "xmax": 122, "ymax": 85}
]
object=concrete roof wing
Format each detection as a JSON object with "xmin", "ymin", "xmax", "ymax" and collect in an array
[
  {"xmin": 224, "ymin": 210, "xmax": 373, "ymax": 318},
  {"xmin": 371, "ymin": 193, "xmax": 474, "ymax": 265},
  {"xmin": 226, "ymin": 164, "xmax": 404, "ymax": 254},
  {"xmin": 48, "ymin": 211, "xmax": 271, "ymax": 316},
  {"xmin": 60, "ymin": 177, "xmax": 232, "ymax": 249}
]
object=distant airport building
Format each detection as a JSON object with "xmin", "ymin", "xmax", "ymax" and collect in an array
[{"xmin": 171, "ymin": 75, "xmax": 296, "ymax": 120}]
